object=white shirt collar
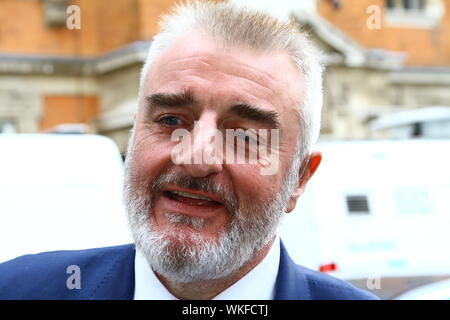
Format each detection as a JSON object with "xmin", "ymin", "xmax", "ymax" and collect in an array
[{"xmin": 134, "ymin": 236, "xmax": 280, "ymax": 300}]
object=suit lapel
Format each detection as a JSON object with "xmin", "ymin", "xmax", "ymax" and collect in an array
[
  {"xmin": 85, "ymin": 241, "xmax": 310, "ymax": 300},
  {"xmin": 87, "ymin": 244, "xmax": 136, "ymax": 300},
  {"xmin": 274, "ymin": 240, "xmax": 311, "ymax": 300}
]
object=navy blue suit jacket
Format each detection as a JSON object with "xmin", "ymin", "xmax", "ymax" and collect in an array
[{"xmin": 0, "ymin": 241, "xmax": 379, "ymax": 300}]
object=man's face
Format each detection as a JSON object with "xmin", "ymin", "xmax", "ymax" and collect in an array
[{"xmin": 125, "ymin": 31, "xmax": 305, "ymax": 282}]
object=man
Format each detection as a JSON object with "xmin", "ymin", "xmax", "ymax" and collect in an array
[{"xmin": 0, "ymin": 1, "xmax": 378, "ymax": 300}]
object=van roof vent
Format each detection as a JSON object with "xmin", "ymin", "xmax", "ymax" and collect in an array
[{"xmin": 346, "ymin": 195, "xmax": 370, "ymax": 214}]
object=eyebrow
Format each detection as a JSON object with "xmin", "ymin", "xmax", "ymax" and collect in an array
[
  {"xmin": 230, "ymin": 103, "xmax": 280, "ymax": 129},
  {"xmin": 146, "ymin": 91, "xmax": 195, "ymax": 109},
  {"xmin": 145, "ymin": 91, "xmax": 280, "ymax": 128}
]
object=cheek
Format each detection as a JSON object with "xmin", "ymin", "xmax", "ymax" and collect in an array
[
  {"xmin": 229, "ymin": 164, "xmax": 284, "ymax": 205},
  {"xmin": 228, "ymin": 146, "xmax": 295, "ymax": 207},
  {"xmin": 131, "ymin": 132, "xmax": 174, "ymax": 182}
]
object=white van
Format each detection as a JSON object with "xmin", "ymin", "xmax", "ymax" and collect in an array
[
  {"xmin": 278, "ymin": 139, "xmax": 450, "ymax": 298},
  {"xmin": 0, "ymin": 134, "xmax": 132, "ymax": 263},
  {"xmin": 394, "ymin": 278, "xmax": 450, "ymax": 300}
]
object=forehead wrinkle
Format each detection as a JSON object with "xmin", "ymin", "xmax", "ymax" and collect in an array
[
  {"xmin": 149, "ymin": 41, "xmax": 303, "ymax": 120},
  {"xmin": 207, "ymin": 56, "xmax": 281, "ymax": 97},
  {"xmin": 155, "ymin": 69, "xmax": 294, "ymax": 120},
  {"xmin": 164, "ymin": 52, "xmax": 279, "ymax": 85},
  {"xmin": 236, "ymin": 86, "xmax": 278, "ymax": 110},
  {"xmin": 162, "ymin": 54, "xmax": 212, "ymax": 68},
  {"xmin": 158, "ymin": 67, "xmax": 277, "ymax": 106},
  {"xmin": 160, "ymin": 53, "xmax": 281, "ymax": 98}
]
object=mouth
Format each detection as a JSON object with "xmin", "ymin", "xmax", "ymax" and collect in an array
[
  {"xmin": 162, "ymin": 189, "xmax": 223, "ymax": 207},
  {"xmin": 154, "ymin": 185, "xmax": 230, "ymax": 230}
]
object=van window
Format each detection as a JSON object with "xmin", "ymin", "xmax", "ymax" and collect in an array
[
  {"xmin": 394, "ymin": 187, "xmax": 433, "ymax": 215},
  {"xmin": 346, "ymin": 195, "xmax": 370, "ymax": 214}
]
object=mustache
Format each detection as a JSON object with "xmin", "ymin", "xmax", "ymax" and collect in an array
[{"xmin": 149, "ymin": 171, "xmax": 239, "ymax": 212}]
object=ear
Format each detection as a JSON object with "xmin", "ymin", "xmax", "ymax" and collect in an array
[{"xmin": 285, "ymin": 150, "xmax": 322, "ymax": 213}]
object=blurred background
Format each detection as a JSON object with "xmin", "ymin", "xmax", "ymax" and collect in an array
[{"xmin": 0, "ymin": 0, "xmax": 449, "ymax": 299}]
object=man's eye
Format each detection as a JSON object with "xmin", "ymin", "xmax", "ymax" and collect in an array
[
  {"xmin": 235, "ymin": 130, "xmax": 258, "ymax": 145},
  {"xmin": 156, "ymin": 116, "xmax": 183, "ymax": 126}
]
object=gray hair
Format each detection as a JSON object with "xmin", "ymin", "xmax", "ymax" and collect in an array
[{"xmin": 139, "ymin": 0, "xmax": 323, "ymax": 163}]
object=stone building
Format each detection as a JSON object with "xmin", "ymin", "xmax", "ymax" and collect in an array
[{"xmin": 0, "ymin": 0, "xmax": 449, "ymax": 154}]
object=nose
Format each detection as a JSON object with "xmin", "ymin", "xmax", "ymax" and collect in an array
[{"xmin": 176, "ymin": 116, "xmax": 223, "ymax": 178}]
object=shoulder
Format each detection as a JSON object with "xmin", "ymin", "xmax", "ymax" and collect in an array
[
  {"xmin": 294, "ymin": 264, "xmax": 379, "ymax": 300},
  {"xmin": 277, "ymin": 241, "xmax": 379, "ymax": 300},
  {"xmin": 0, "ymin": 244, "xmax": 134, "ymax": 299}
]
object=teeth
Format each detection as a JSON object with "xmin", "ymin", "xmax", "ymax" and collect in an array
[{"xmin": 171, "ymin": 191, "xmax": 213, "ymax": 201}]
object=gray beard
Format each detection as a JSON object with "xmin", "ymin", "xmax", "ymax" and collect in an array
[{"xmin": 123, "ymin": 140, "xmax": 301, "ymax": 283}]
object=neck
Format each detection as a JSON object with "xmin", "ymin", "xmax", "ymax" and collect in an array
[{"xmin": 155, "ymin": 236, "xmax": 276, "ymax": 300}]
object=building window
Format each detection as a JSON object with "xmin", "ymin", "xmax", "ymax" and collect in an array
[
  {"xmin": 385, "ymin": 0, "xmax": 425, "ymax": 11},
  {"xmin": 402, "ymin": 0, "xmax": 425, "ymax": 11},
  {"xmin": 386, "ymin": 0, "xmax": 395, "ymax": 9},
  {"xmin": 384, "ymin": 0, "xmax": 443, "ymax": 28},
  {"xmin": 43, "ymin": 0, "xmax": 68, "ymax": 28}
]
